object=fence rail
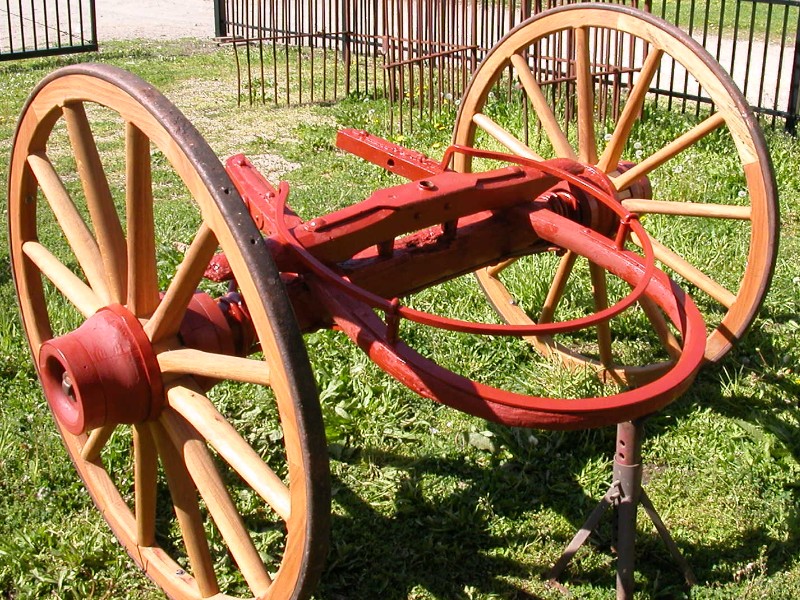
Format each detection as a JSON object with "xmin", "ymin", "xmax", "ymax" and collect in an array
[
  {"xmin": 215, "ymin": 0, "xmax": 799, "ymax": 132},
  {"xmin": 1, "ymin": 0, "xmax": 97, "ymax": 61}
]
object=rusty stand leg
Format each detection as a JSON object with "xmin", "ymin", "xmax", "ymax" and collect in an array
[
  {"xmin": 613, "ymin": 420, "xmax": 643, "ymax": 599},
  {"xmin": 548, "ymin": 419, "xmax": 696, "ymax": 599}
]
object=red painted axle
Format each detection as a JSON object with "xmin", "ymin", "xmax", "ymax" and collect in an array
[
  {"xmin": 207, "ymin": 131, "xmax": 705, "ymax": 429},
  {"xmin": 34, "ymin": 129, "xmax": 704, "ymax": 436}
]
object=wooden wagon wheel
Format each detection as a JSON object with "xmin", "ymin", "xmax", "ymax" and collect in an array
[
  {"xmin": 453, "ymin": 3, "xmax": 778, "ymax": 384},
  {"xmin": 8, "ymin": 64, "xmax": 329, "ymax": 600}
]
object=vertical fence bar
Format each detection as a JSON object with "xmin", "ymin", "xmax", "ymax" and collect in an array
[
  {"xmin": 214, "ymin": 0, "xmax": 227, "ymax": 37},
  {"xmin": 33, "ymin": 0, "xmax": 40, "ymax": 51},
  {"xmin": 67, "ymin": 0, "xmax": 75, "ymax": 44},
  {"xmin": 730, "ymin": 0, "xmax": 744, "ymax": 107},
  {"xmin": 257, "ymin": 0, "xmax": 265, "ymax": 104},
  {"xmin": 774, "ymin": 3, "xmax": 790, "ymax": 128},
  {"xmin": 744, "ymin": 2, "xmax": 758, "ymax": 103},
  {"xmin": 46, "ymin": 0, "xmax": 53, "ymax": 48},
  {"xmin": 787, "ymin": 6, "xmax": 800, "ymax": 133},
  {"xmin": 682, "ymin": 0, "xmax": 696, "ymax": 115},
  {"xmin": 343, "ymin": 0, "xmax": 351, "ymax": 96},
  {"xmin": 18, "ymin": 0, "xmax": 27, "ymax": 52}
]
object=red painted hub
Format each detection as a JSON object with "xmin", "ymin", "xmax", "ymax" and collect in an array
[
  {"xmin": 215, "ymin": 292, "xmax": 257, "ymax": 356},
  {"xmin": 180, "ymin": 291, "xmax": 237, "ymax": 357},
  {"xmin": 38, "ymin": 305, "xmax": 164, "ymax": 436},
  {"xmin": 179, "ymin": 291, "xmax": 256, "ymax": 388},
  {"xmin": 543, "ymin": 162, "xmax": 652, "ymax": 239}
]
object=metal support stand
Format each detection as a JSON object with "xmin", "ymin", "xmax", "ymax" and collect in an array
[{"xmin": 547, "ymin": 420, "xmax": 697, "ymax": 599}]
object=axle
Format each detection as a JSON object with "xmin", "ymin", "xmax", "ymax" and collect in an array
[
  {"xmin": 198, "ymin": 130, "xmax": 705, "ymax": 431},
  {"xmin": 209, "ymin": 131, "xmax": 627, "ymax": 331}
]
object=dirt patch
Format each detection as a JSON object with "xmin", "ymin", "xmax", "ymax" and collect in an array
[
  {"xmin": 243, "ymin": 154, "xmax": 301, "ymax": 183},
  {"xmin": 170, "ymin": 77, "xmax": 336, "ymax": 161}
]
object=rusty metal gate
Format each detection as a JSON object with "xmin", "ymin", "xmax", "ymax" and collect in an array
[
  {"xmin": 214, "ymin": 0, "xmax": 799, "ymax": 132},
  {"xmin": 215, "ymin": 0, "xmax": 647, "ymax": 131},
  {"xmin": 2, "ymin": 0, "xmax": 97, "ymax": 61}
]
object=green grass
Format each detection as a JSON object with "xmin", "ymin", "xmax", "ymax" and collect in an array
[{"xmin": 2, "ymin": 36, "xmax": 800, "ymax": 600}]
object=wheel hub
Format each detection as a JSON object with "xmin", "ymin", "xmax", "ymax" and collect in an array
[
  {"xmin": 542, "ymin": 161, "xmax": 652, "ymax": 239},
  {"xmin": 616, "ymin": 160, "xmax": 653, "ymax": 201},
  {"xmin": 38, "ymin": 304, "xmax": 164, "ymax": 435}
]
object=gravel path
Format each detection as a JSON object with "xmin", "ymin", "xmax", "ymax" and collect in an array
[{"xmin": 95, "ymin": 0, "xmax": 215, "ymax": 41}]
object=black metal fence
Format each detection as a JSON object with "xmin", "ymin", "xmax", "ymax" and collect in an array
[
  {"xmin": 1, "ymin": 0, "xmax": 97, "ymax": 61},
  {"xmin": 650, "ymin": 0, "xmax": 800, "ymax": 130},
  {"xmin": 215, "ymin": 0, "xmax": 800, "ymax": 131}
]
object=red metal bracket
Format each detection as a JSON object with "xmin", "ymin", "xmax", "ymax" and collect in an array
[{"xmin": 336, "ymin": 128, "xmax": 444, "ymax": 180}]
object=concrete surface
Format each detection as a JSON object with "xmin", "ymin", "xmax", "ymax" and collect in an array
[{"xmin": 95, "ymin": 0, "xmax": 216, "ymax": 41}]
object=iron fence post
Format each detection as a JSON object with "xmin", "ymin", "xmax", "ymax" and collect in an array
[
  {"xmin": 786, "ymin": 6, "xmax": 800, "ymax": 133},
  {"xmin": 343, "ymin": 0, "xmax": 352, "ymax": 95},
  {"xmin": 88, "ymin": 0, "xmax": 97, "ymax": 48},
  {"xmin": 213, "ymin": 0, "xmax": 228, "ymax": 38}
]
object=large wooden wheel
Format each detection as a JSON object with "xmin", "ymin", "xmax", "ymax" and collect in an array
[
  {"xmin": 454, "ymin": 3, "xmax": 778, "ymax": 383},
  {"xmin": 8, "ymin": 64, "xmax": 329, "ymax": 599}
]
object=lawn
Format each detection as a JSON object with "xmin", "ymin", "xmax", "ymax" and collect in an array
[{"xmin": 1, "ymin": 33, "xmax": 800, "ymax": 600}]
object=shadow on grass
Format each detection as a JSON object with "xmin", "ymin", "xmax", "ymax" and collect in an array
[
  {"xmin": 320, "ymin": 450, "xmax": 553, "ymax": 600},
  {"xmin": 317, "ymin": 320, "xmax": 800, "ymax": 599},
  {"xmin": 320, "ymin": 444, "xmax": 800, "ymax": 598}
]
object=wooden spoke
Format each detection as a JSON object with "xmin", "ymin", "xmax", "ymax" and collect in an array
[
  {"xmin": 166, "ymin": 382, "xmax": 291, "ymax": 521},
  {"xmin": 638, "ymin": 297, "xmax": 682, "ymax": 360},
  {"xmin": 612, "ymin": 113, "xmax": 726, "ymax": 191},
  {"xmin": 126, "ymin": 122, "xmax": 160, "ymax": 318},
  {"xmin": 631, "ymin": 232, "xmax": 736, "ymax": 307},
  {"xmin": 621, "ymin": 198, "xmax": 751, "ymax": 220},
  {"xmin": 22, "ymin": 241, "xmax": 103, "ymax": 318},
  {"xmin": 574, "ymin": 26, "xmax": 597, "ymax": 164},
  {"xmin": 144, "ymin": 224, "xmax": 218, "ymax": 344},
  {"xmin": 157, "ymin": 349, "xmax": 271, "ymax": 386},
  {"xmin": 26, "ymin": 152, "xmax": 112, "ymax": 303},
  {"xmin": 80, "ymin": 424, "xmax": 116, "ymax": 462},
  {"xmin": 597, "ymin": 49, "xmax": 664, "ymax": 172},
  {"xmin": 511, "ymin": 53, "xmax": 576, "ymax": 159},
  {"xmin": 589, "ymin": 263, "xmax": 614, "ymax": 370},
  {"xmin": 152, "ymin": 420, "xmax": 220, "ymax": 597},
  {"xmin": 487, "ymin": 257, "xmax": 518, "ymax": 278},
  {"xmin": 161, "ymin": 408, "xmax": 273, "ymax": 597},
  {"xmin": 63, "ymin": 102, "xmax": 128, "ymax": 304},
  {"xmin": 134, "ymin": 423, "xmax": 158, "ymax": 547},
  {"xmin": 472, "ymin": 113, "xmax": 543, "ymax": 160},
  {"xmin": 539, "ymin": 250, "xmax": 578, "ymax": 324}
]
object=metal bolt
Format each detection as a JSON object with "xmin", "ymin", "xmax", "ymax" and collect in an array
[
  {"xmin": 61, "ymin": 373, "xmax": 76, "ymax": 402},
  {"xmin": 306, "ymin": 218, "xmax": 326, "ymax": 231},
  {"xmin": 608, "ymin": 480, "xmax": 623, "ymax": 504}
]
